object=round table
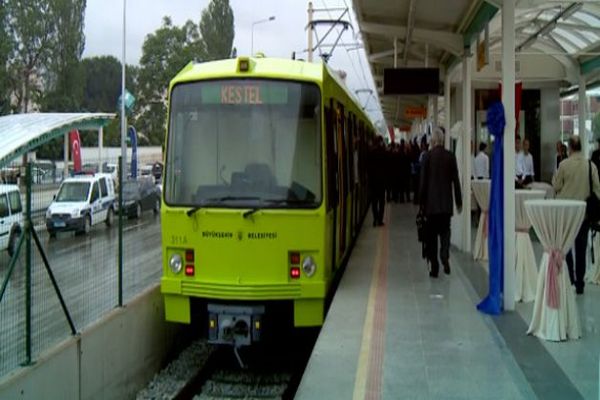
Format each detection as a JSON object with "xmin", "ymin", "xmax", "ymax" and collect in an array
[
  {"xmin": 514, "ymin": 189, "xmax": 546, "ymax": 303},
  {"xmin": 525, "ymin": 199, "xmax": 585, "ymax": 341},
  {"xmin": 525, "ymin": 181, "xmax": 555, "ymax": 199},
  {"xmin": 472, "ymin": 179, "xmax": 491, "ymax": 261}
]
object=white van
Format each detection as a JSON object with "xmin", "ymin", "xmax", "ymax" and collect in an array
[
  {"xmin": 46, "ymin": 173, "xmax": 115, "ymax": 236},
  {"xmin": 0, "ymin": 185, "xmax": 23, "ymax": 256}
]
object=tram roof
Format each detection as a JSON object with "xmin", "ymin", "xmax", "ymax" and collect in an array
[
  {"xmin": 0, "ymin": 113, "xmax": 115, "ymax": 169},
  {"xmin": 352, "ymin": 0, "xmax": 600, "ymax": 127}
]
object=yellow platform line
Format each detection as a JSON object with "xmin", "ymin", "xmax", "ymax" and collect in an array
[{"xmin": 352, "ymin": 207, "xmax": 389, "ymax": 400}]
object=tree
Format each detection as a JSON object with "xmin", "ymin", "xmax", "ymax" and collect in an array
[
  {"xmin": 6, "ymin": 0, "xmax": 56, "ymax": 112},
  {"xmin": 199, "ymin": 0, "xmax": 234, "ymax": 61},
  {"xmin": 0, "ymin": 0, "xmax": 13, "ymax": 114},
  {"xmin": 136, "ymin": 17, "xmax": 202, "ymax": 145},
  {"xmin": 41, "ymin": 0, "xmax": 87, "ymax": 112}
]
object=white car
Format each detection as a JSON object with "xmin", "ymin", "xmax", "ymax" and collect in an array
[
  {"xmin": 0, "ymin": 185, "xmax": 23, "ymax": 256},
  {"xmin": 46, "ymin": 173, "xmax": 115, "ymax": 237}
]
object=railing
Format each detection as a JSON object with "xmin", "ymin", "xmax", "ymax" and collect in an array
[{"xmin": 0, "ymin": 158, "xmax": 162, "ymax": 379}]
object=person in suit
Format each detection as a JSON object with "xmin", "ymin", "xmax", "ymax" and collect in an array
[
  {"xmin": 553, "ymin": 135, "xmax": 600, "ymax": 294},
  {"xmin": 419, "ymin": 128, "xmax": 462, "ymax": 277}
]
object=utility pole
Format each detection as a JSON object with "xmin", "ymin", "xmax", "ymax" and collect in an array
[{"xmin": 307, "ymin": 2, "xmax": 314, "ymax": 62}]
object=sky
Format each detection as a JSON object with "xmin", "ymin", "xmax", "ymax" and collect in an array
[{"xmin": 82, "ymin": 0, "xmax": 384, "ymax": 124}]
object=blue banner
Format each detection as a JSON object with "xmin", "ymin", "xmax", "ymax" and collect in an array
[
  {"xmin": 128, "ymin": 126, "xmax": 138, "ymax": 179},
  {"xmin": 477, "ymin": 101, "xmax": 505, "ymax": 315}
]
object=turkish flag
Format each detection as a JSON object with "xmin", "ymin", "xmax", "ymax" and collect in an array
[{"xmin": 69, "ymin": 129, "xmax": 82, "ymax": 172}]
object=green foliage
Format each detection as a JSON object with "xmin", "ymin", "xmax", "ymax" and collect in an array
[
  {"xmin": 6, "ymin": 0, "xmax": 56, "ymax": 112},
  {"xmin": 136, "ymin": 17, "xmax": 203, "ymax": 145},
  {"xmin": 0, "ymin": 0, "xmax": 12, "ymax": 115},
  {"xmin": 80, "ymin": 56, "xmax": 137, "ymax": 113},
  {"xmin": 41, "ymin": 0, "xmax": 87, "ymax": 112},
  {"xmin": 199, "ymin": 0, "xmax": 234, "ymax": 61}
]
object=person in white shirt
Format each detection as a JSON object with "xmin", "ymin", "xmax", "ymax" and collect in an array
[
  {"xmin": 473, "ymin": 142, "xmax": 489, "ymax": 179},
  {"xmin": 515, "ymin": 136, "xmax": 525, "ymax": 187},
  {"xmin": 520, "ymin": 138, "xmax": 534, "ymax": 185}
]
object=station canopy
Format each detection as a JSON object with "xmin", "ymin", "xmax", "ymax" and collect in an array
[
  {"xmin": 352, "ymin": 0, "xmax": 600, "ymax": 128},
  {"xmin": 0, "ymin": 113, "xmax": 115, "ymax": 169}
]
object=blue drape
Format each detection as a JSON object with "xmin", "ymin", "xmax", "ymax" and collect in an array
[{"xmin": 477, "ymin": 102, "xmax": 505, "ymax": 315}]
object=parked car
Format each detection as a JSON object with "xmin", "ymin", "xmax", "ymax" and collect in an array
[
  {"xmin": 46, "ymin": 173, "xmax": 116, "ymax": 237},
  {"xmin": 102, "ymin": 162, "xmax": 118, "ymax": 182},
  {"xmin": 117, "ymin": 177, "xmax": 161, "ymax": 219},
  {"xmin": 0, "ymin": 185, "xmax": 23, "ymax": 257}
]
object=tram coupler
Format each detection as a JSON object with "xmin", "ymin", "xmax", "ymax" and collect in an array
[{"xmin": 207, "ymin": 304, "xmax": 265, "ymax": 345}]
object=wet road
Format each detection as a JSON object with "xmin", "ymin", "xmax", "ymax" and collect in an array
[{"xmin": 0, "ymin": 212, "xmax": 162, "ymax": 377}]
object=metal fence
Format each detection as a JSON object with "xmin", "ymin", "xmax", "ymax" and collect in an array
[{"xmin": 0, "ymin": 154, "xmax": 163, "ymax": 379}]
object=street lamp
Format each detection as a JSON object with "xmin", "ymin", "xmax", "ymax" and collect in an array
[{"xmin": 251, "ymin": 16, "xmax": 275, "ymax": 55}]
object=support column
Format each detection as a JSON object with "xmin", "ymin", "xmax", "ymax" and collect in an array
[
  {"xmin": 579, "ymin": 73, "xmax": 588, "ymax": 158},
  {"xmin": 461, "ymin": 52, "xmax": 472, "ymax": 253},
  {"xmin": 432, "ymin": 94, "xmax": 438, "ymax": 131},
  {"xmin": 98, "ymin": 126, "xmax": 104, "ymax": 173},
  {"xmin": 444, "ymin": 70, "xmax": 451, "ymax": 149},
  {"xmin": 63, "ymin": 132, "xmax": 69, "ymax": 179},
  {"xmin": 502, "ymin": 0, "xmax": 516, "ymax": 311}
]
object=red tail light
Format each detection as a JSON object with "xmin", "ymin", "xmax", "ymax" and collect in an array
[
  {"xmin": 185, "ymin": 265, "xmax": 195, "ymax": 276},
  {"xmin": 185, "ymin": 249, "xmax": 194, "ymax": 262},
  {"xmin": 290, "ymin": 266, "xmax": 301, "ymax": 279},
  {"xmin": 290, "ymin": 252, "xmax": 301, "ymax": 265}
]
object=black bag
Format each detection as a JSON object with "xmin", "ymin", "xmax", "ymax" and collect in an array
[{"xmin": 586, "ymin": 161, "xmax": 600, "ymax": 223}]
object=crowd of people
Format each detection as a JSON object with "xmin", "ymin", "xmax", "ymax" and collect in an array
[{"xmin": 366, "ymin": 135, "xmax": 429, "ymax": 227}]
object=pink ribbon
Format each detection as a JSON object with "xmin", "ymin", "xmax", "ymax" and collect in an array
[
  {"xmin": 545, "ymin": 249, "xmax": 563, "ymax": 309},
  {"xmin": 482, "ymin": 211, "xmax": 489, "ymax": 239}
]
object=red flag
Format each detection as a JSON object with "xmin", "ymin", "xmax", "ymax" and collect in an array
[
  {"xmin": 69, "ymin": 129, "xmax": 82, "ymax": 172},
  {"xmin": 388, "ymin": 125, "xmax": 395, "ymax": 143}
]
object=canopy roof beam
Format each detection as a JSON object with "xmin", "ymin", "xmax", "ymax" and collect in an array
[{"xmin": 360, "ymin": 21, "xmax": 464, "ymax": 56}]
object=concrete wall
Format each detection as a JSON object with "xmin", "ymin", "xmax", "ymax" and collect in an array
[
  {"xmin": 0, "ymin": 285, "xmax": 181, "ymax": 400},
  {"xmin": 540, "ymin": 87, "xmax": 561, "ymax": 183}
]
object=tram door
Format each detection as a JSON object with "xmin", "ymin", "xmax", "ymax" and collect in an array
[{"xmin": 335, "ymin": 103, "xmax": 348, "ymax": 256}]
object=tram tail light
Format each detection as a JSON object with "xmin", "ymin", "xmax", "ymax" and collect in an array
[
  {"xmin": 290, "ymin": 266, "xmax": 301, "ymax": 279},
  {"xmin": 185, "ymin": 265, "xmax": 195, "ymax": 276},
  {"xmin": 290, "ymin": 252, "xmax": 301, "ymax": 265},
  {"xmin": 185, "ymin": 249, "xmax": 194, "ymax": 262}
]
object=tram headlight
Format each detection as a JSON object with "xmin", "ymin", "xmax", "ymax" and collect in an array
[
  {"xmin": 169, "ymin": 254, "xmax": 183, "ymax": 274},
  {"xmin": 302, "ymin": 256, "xmax": 316, "ymax": 277}
]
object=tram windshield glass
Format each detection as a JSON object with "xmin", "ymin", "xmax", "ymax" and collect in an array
[{"xmin": 165, "ymin": 79, "xmax": 322, "ymax": 208}]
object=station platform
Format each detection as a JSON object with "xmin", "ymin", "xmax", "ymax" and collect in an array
[{"xmin": 296, "ymin": 203, "xmax": 600, "ymax": 400}]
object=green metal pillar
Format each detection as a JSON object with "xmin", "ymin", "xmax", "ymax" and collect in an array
[
  {"xmin": 24, "ymin": 162, "xmax": 32, "ymax": 365},
  {"xmin": 118, "ymin": 156, "xmax": 123, "ymax": 307}
]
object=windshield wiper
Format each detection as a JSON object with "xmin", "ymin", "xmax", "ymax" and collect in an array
[
  {"xmin": 186, "ymin": 206, "xmax": 203, "ymax": 217},
  {"xmin": 263, "ymin": 198, "xmax": 314, "ymax": 206},
  {"xmin": 187, "ymin": 196, "xmax": 262, "ymax": 218},
  {"xmin": 242, "ymin": 208, "xmax": 259, "ymax": 218}
]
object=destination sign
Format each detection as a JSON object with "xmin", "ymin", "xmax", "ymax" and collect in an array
[{"xmin": 201, "ymin": 81, "xmax": 288, "ymax": 105}]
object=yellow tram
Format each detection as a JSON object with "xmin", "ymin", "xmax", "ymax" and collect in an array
[{"xmin": 160, "ymin": 56, "xmax": 375, "ymax": 346}]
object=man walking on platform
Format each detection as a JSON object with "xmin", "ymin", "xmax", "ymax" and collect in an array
[
  {"xmin": 368, "ymin": 136, "xmax": 386, "ymax": 227},
  {"xmin": 419, "ymin": 128, "xmax": 462, "ymax": 277},
  {"xmin": 553, "ymin": 136, "xmax": 600, "ymax": 294}
]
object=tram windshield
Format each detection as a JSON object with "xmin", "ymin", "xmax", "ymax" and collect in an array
[{"xmin": 165, "ymin": 79, "xmax": 322, "ymax": 208}]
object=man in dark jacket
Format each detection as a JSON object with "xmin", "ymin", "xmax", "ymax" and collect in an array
[
  {"xmin": 368, "ymin": 136, "xmax": 387, "ymax": 226},
  {"xmin": 419, "ymin": 128, "xmax": 462, "ymax": 277}
]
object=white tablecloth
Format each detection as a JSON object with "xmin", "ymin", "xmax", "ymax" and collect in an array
[
  {"xmin": 525, "ymin": 181, "xmax": 555, "ymax": 199},
  {"xmin": 514, "ymin": 190, "xmax": 546, "ymax": 303},
  {"xmin": 586, "ymin": 232, "xmax": 600, "ymax": 285},
  {"xmin": 525, "ymin": 199, "xmax": 585, "ymax": 341},
  {"xmin": 472, "ymin": 180, "xmax": 491, "ymax": 261}
]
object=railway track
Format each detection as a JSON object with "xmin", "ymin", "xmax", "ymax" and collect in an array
[{"xmin": 138, "ymin": 329, "xmax": 318, "ymax": 400}]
